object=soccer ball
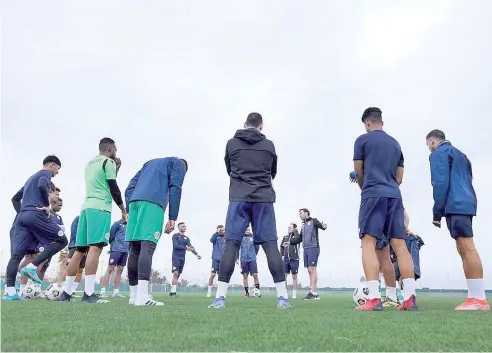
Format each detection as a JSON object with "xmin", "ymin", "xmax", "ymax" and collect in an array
[
  {"xmin": 24, "ymin": 284, "xmax": 41, "ymax": 299},
  {"xmin": 45, "ymin": 283, "xmax": 62, "ymax": 301},
  {"xmin": 353, "ymin": 283, "xmax": 370, "ymax": 306},
  {"xmin": 251, "ymin": 287, "xmax": 261, "ymax": 298}
]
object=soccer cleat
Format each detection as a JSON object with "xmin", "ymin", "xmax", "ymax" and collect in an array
[
  {"xmin": 112, "ymin": 293, "xmax": 125, "ymax": 298},
  {"xmin": 169, "ymin": 292, "xmax": 177, "ymax": 297},
  {"xmin": 134, "ymin": 299, "xmax": 164, "ymax": 306},
  {"xmin": 72, "ymin": 293, "xmax": 81, "ymax": 298},
  {"xmin": 2, "ymin": 293, "xmax": 25, "ymax": 301},
  {"xmin": 244, "ymin": 293, "xmax": 249, "ymax": 298},
  {"xmin": 208, "ymin": 296, "xmax": 226, "ymax": 308},
  {"xmin": 57, "ymin": 291, "xmax": 74, "ymax": 302},
  {"xmin": 303, "ymin": 292, "xmax": 319, "ymax": 300},
  {"xmin": 455, "ymin": 298, "xmax": 490, "ymax": 311},
  {"xmin": 354, "ymin": 298, "xmax": 384, "ymax": 311},
  {"xmin": 396, "ymin": 295, "xmax": 419, "ymax": 311},
  {"xmin": 99, "ymin": 293, "xmax": 109, "ymax": 298},
  {"xmin": 277, "ymin": 296, "xmax": 292, "ymax": 309},
  {"xmin": 19, "ymin": 267, "xmax": 42, "ymax": 284},
  {"xmin": 81, "ymin": 292, "xmax": 111, "ymax": 304},
  {"xmin": 381, "ymin": 296, "xmax": 399, "ymax": 308}
]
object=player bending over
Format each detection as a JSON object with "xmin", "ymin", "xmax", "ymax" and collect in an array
[
  {"xmin": 209, "ymin": 113, "xmax": 291, "ymax": 309},
  {"xmin": 170, "ymin": 222, "xmax": 201, "ymax": 297},
  {"xmin": 238, "ymin": 226, "xmax": 260, "ymax": 297},
  {"xmin": 207, "ymin": 225, "xmax": 226, "ymax": 297},
  {"xmin": 100, "ymin": 220, "xmax": 129, "ymax": 298},
  {"xmin": 280, "ymin": 223, "xmax": 300, "ymax": 299},
  {"xmin": 125, "ymin": 157, "xmax": 188, "ymax": 306},
  {"xmin": 426, "ymin": 130, "xmax": 489, "ymax": 311},
  {"xmin": 353, "ymin": 107, "xmax": 418, "ymax": 311},
  {"xmin": 4, "ymin": 156, "xmax": 66, "ymax": 301},
  {"xmin": 60, "ymin": 138, "xmax": 126, "ymax": 303}
]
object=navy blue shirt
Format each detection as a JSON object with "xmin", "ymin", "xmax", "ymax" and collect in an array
[
  {"xmin": 68, "ymin": 216, "xmax": 80, "ymax": 249},
  {"xmin": 353, "ymin": 130, "xmax": 404, "ymax": 199},
  {"xmin": 20, "ymin": 170, "xmax": 52, "ymax": 211},
  {"xmin": 172, "ymin": 233, "xmax": 192, "ymax": 259},
  {"xmin": 109, "ymin": 220, "xmax": 129, "ymax": 252}
]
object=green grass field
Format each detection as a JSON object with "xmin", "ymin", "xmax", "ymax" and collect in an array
[{"xmin": 1, "ymin": 292, "xmax": 491, "ymax": 352}]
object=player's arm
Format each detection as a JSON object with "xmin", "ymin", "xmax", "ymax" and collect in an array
[
  {"xmin": 396, "ymin": 151, "xmax": 404, "ymax": 185},
  {"xmin": 71, "ymin": 217, "xmax": 79, "ymax": 237},
  {"xmin": 353, "ymin": 136, "xmax": 365, "ymax": 189},
  {"xmin": 11, "ymin": 187, "xmax": 24, "ymax": 214},
  {"xmin": 271, "ymin": 144, "xmax": 278, "ymax": 180},
  {"xmin": 186, "ymin": 240, "xmax": 199, "ymax": 256},
  {"xmin": 429, "ymin": 151, "xmax": 450, "ymax": 221},
  {"xmin": 104, "ymin": 159, "xmax": 126, "ymax": 216},
  {"xmin": 313, "ymin": 218, "xmax": 327, "ymax": 230},
  {"xmin": 108, "ymin": 223, "xmax": 118, "ymax": 244},
  {"xmin": 210, "ymin": 233, "xmax": 218, "ymax": 243},
  {"xmin": 38, "ymin": 177, "xmax": 51, "ymax": 207},
  {"xmin": 168, "ymin": 161, "xmax": 185, "ymax": 222},
  {"xmin": 289, "ymin": 229, "xmax": 302, "ymax": 245},
  {"xmin": 224, "ymin": 142, "xmax": 232, "ymax": 176},
  {"xmin": 173, "ymin": 234, "xmax": 187, "ymax": 250}
]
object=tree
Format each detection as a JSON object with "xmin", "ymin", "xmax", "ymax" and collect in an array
[
  {"xmin": 180, "ymin": 279, "xmax": 190, "ymax": 287},
  {"xmin": 151, "ymin": 270, "xmax": 161, "ymax": 284}
]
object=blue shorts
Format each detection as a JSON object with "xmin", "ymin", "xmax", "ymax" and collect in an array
[
  {"xmin": 225, "ymin": 202, "xmax": 277, "ymax": 244},
  {"xmin": 283, "ymin": 259, "xmax": 299, "ymax": 275},
  {"xmin": 211, "ymin": 260, "xmax": 220, "ymax": 274},
  {"xmin": 446, "ymin": 215, "xmax": 473, "ymax": 239},
  {"xmin": 303, "ymin": 247, "xmax": 320, "ymax": 267},
  {"xmin": 241, "ymin": 260, "xmax": 258, "ymax": 275},
  {"xmin": 109, "ymin": 251, "xmax": 128, "ymax": 267},
  {"xmin": 172, "ymin": 257, "xmax": 185, "ymax": 274},
  {"xmin": 67, "ymin": 248, "xmax": 87, "ymax": 269},
  {"xmin": 358, "ymin": 197, "xmax": 405, "ymax": 250},
  {"xmin": 13, "ymin": 211, "xmax": 66, "ymax": 252}
]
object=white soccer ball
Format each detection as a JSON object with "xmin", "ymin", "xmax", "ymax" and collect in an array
[
  {"xmin": 251, "ymin": 287, "xmax": 261, "ymax": 298},
  {"xmin": 45, "ymin": 283, "xmax": 62, "ymax": 301},
  {"xmin": 24, "ymin": 284, "xmax": 41, "ymax": 299},
  {"xmin": 353, "ymin": 283, "xmax": 370, "ymax": 306}
]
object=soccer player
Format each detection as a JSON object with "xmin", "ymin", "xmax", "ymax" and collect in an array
[
  {"xmin": 60, "ymin": 138, "xmax": 126, "ymax": 304},
  {"xmin": 353, "ymin": 107, "xmax": 418, "ymax": 311},
  {"xmin": 62, "ymin": 216, "xmax": 86, "ymax": 297},
  {"xmin": 206, "ymin": 225, "xmax": 226, "ymax": 298},
  {"xmin": 280, "ymin": 223, "xmax": 300, "ymax": 299},
  {"xmin": 287, "ymin": 209, "xmax": 326, "ymax": 300},
  {"xmin": 170, "ymin": 222, "xmax": 201, "ymax": 297},
  {"xmin": 100, "ymin": 220, "xmax": 129, "ymax": 298},
  {"xmin": 124, "ymin": 157, "xmax": 188, "ymax": 306},
  {"xmin": 426, "ymin": 129, "xmax": 489, "ymax": 311},
  {"xmin": 238, "ymin": 226, "xmax": 260, "ymax": 297},
  {"xmin": 209, "ymin": 112, "xmax": 291, "ymax": 309},
  {"xmin": 3, "ymin": 156, "xmax": 66, "ymax": 301}
]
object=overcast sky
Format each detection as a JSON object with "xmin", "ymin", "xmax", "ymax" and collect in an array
[{"xmin": 2, "ymin": 0, "xmax": 491, "ymax": 289}]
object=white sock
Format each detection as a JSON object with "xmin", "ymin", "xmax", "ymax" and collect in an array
[
  {"xmin": 114, "ymin": 288, "xmax": 119, "ymax": 294},
  {"xmin": 130, "ymin": 285, "xmax": 137, "ymax": 299},
  {"xmin": 84, "ymin": 274, "xmax": 95, "ymax": 296},
  {"xmin": 137, "ymin": 280, "xmax": 149, "ymax": 302},
  {"xmin": 386, "ymin": 287, "xmax": 397, "ymax": 301},
  {"xmin": 27, "ymin": 263, "xmax": 37, "ymax": 270},
  {"xmin": 402, "ymin": 278, "xmax": 416, "ymax": 301},
  {"xmin": 64, "ymin": 276, "xmax": 75, "ymax": 295},
  {"xmin": 100, "ymin": 287, "xmax": 106, "ymax": 294},
  {"xmin": 312, "ymin": 291, "xmax": 318, "ymax": 296},
  {"xmin": 207, "ymin": 285, "xmax": 212, "ymax": 292},
  {"xmin": 378, "ymin": 272, "xmax": 382, "ymax": 282},
  {"xmin": 171, "ymin": 285, "xmax": 177, "ymax": 293},
  {"xmin": 20, "ymin": 284, "xmax": 26, "ymax": 291},
  {"xmin": 467, "ymin": 278, "xmax": 486, "ymax": 300},
  {"xmin": 72, "ymin": 282, "xmax": 79, "ymax": 292},
  {"xmin": 215, "ymin": 281, "xmax": 229, "ymax": 298},
  {"xmin": 367, "ymin": 280, "xmax": 380, "ymax": 300},
  {"xmin": 7, "ymin": 287, "xmax": 16, "ymax": 296},
  {"xmin": 292, "ymin": 290, "xmax": 297, "ymax": 295},
  {"xmin": 275, "ymin": 281, "xmax": 288, "ymax": 299}
]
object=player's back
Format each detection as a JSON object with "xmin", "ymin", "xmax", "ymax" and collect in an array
[
  {"xmin": 355, "ymin": 130, "xmax": 403, "ymax": 199},
  {"xmin": 82, "ymin": 155, "xmax": 113, "ymax": 211},
  {"xmin": 20, "ymin": 170, "xmax": 52, "ymax": 212}
]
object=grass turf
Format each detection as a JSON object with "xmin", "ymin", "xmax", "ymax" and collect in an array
[{"xmin": 1, "ymin": 292, "xmax": 491, "ymax": 352}]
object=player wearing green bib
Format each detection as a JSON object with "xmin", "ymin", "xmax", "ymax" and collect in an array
[{"xmin": 60, "ymin": 138, "xmax": 127, "ymax": 304}]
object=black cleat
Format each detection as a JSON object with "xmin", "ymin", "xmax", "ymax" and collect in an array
[
  {"xmin": 169, "ymin": 292, "xmax": 177, "ymax": 297},
  {"xmin": 81, "ymin": 292, "xmax": 110, "ymax": 304},
  {"xmin": 57, "ymin": 291, "xmax": 73, "ymax": 302}
]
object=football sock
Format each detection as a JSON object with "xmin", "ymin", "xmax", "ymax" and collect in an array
[
  {"xmin": 72, "ymin": 282, "xmax": 79, "ymax": 292},
  {"xmin": 85, "ymin": 274, "xmax": 95, "ymax": 296},
  {"xmin": 292, "ymin": 290, "xmax": 297, "ymax": 297},
  {"xmin": 244, "ymin": 287, "xmax": 249, "ymax": 294},
  {"xmin": 130, "ymin": 285, "xmax": 137, "ymax": 299},
  {"xmin": 312, "ymin": 291, "xmax": 318, "ymax": 296},
  {"xmin": 207, "ymin": 285, "xmax": 212, "ymax": 293},
  {"xmin": 367, "ymin": 280, "xmax": 380, "ymax": 300},
  {"xmin": 402, "ymin": 278, "xmax": 416, "ymax": 301},
  {"xmin": 137, "ymin": 280, "xmax": 149, "ymax": 301},
  {"xmin": 386, "ymin": 286, "xmax": 397, "ymax": 301},
  {"xmin": 7, "ymin": 287, "xmax": 16, "ymax": 296},
  {"xmin": 171, "ymin": 285, "xmax": 177, "ymax": 293},
  {"xmin": 216, "ymin": 281, "xmax": 228, "ymax": 298},
  {"xmin": 100, "ymin": 287, "xmax": 106, "ymax": 294},
  {"xmin": 275, "ymin": 281, "xmax": 288, "ymax": 299},
  {"xmin": 64, "ymin": 276, "xmax": 75, "ymax": 295},
  {"xmin": 467, "ymin": 278, "xmax": 486, "ymax": 300},
  {"xmin": 114, "ymin": 288, "xmax": 119, "ymax": 294},
  {"xmin": 20, "ymin": 284, "xmax": 26, "ymax": 292}
]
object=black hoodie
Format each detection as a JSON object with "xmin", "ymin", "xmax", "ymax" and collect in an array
[{"xmin": 224, "ymin": 128, "xmax": 277, "ymax": 203}]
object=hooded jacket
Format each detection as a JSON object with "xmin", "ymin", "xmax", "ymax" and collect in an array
[
  {"xmin": 210, "ymin": 232, "xmax": 226, "ymax": 261},
  {"xmin": 224, "ymin": 128, "xmax": 277, "ymax": 203}
]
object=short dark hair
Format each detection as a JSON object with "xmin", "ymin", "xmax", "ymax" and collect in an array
[
  {"xmin": 43, "ymin": 155, "xmax": 61, "ymax": 167},
  {"xmin": 99, "ymin": 137, "xmax": 115, "ymax": 152},
  {"xmin": 299, "ymin": 208, "xmax": 310, "ymax": 216},
  {"xmin": 177, "ymin": 222, "xmax": 185, "ymax": 227},
  {"xmin": 58, "ymin": 198, "xmax": 63, "ymax": 203},
  {"xmin": 245, "ymin": 113, "xmax": 263, "ymax": 128},
  {"xmin": 426, "ymin": 129, "xmax": 446, "ymax": 141},
  {"xmin": 291, "ymin": 223, "xmax": 297, "ymax": 229},
  {"xmin": 217, "ymin": 225, "xmax": 224, "ymax": 229},
  {"xmin": 361, "ymin": 107, "xmax": 382, "ymax": 123},
  {"xmin": 50, "ymin": 183, "xmax": 56, "ymax": 192},
  {"xmin": 55, "ymin": 187, "xmax": 61, "ymax": 192},
  {"xmin": 180, "ymin": 159, "xmax": 188, "ymax": 172}
]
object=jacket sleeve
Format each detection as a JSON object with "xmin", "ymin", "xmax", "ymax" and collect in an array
[
  {"xmin": 429, "ymin": 151, "xmax": 450, "ymax": 220},
  {"xmin": 279, "ymin": 239, "xmax": 284, "ymax": 256},
  {"xmin": 271, "ymin": 143, "xmax": 278, "ymax": 180},
  {"xmin": 210, "ymin": 233, "xmax": 218, "ymax": 243},
  {"xmin": 109, "ymin": 223, "xmax": 118, "ymax": 244},
  {"xmin": 224, "ymin": 142, "xmax": 231, "ymax": 176},
  {"xmin": 71, "ymin": 217, "xmax": 79, "ymax": 238},
  {"xmin": 313, "ymin": 218, "xmax": 327, "ymax": 230},
  {"xmin": 172, "ymin": 234, "xmax": 186, "ymax": 250},
  {"xmin": 168, "ymin": 161, "xmax": 185, "ymax": 221},
  {"xmin": 289, "ymin": 229, "xmax": 302, "ymax": 245},
  {"xmin": 12, "ymin": 187, "xmax": 24, "ymax": 214}
]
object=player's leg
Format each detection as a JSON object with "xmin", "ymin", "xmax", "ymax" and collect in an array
[
  {"xmin": 377, "ymin": 246, "xmax": 398, "ymax": 306},
  {"xmin": 18, "ymin": 254, "xmax": 35, "ymax": 295},
  {"xmin": 207, "ymin": 261, "xmax": 219, "ymax": 297},
  {"xmin": 291, "ymin": 260, "xmax": 299, "ymax": 298},
  {"xmin": 127, "ymin": 241, "xmax": 140, "ymax": 304},
  {"xmin": 113, "ymin": 263, "xmax": 126, "ymax": 297},
  {"xmin": 170, "ymin": 261, "xmax": 180, "ymax": 296},
  {"xmin": 242, "ymin": 272, "xmax": 249, "ymax": 297},
  {"xmin": 251, "ymin": 260, "xmax": 259, "ymax": 289},
  {"xmin": 100, "ymin": 263, "xmax": 116, "ymax": 297},
  {"xmin": 449, "ymin": 216, "xmax": 489, "ymax": 310}
]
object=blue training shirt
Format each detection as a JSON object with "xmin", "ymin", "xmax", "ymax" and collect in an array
[
  {"xmin": 68, "ymin": 216, "xmax": 80, "ymax": 249},
  {"xmin": 109, "ymin": 220, "xmax": 129, "ymax": 252},
  {"xmin": 353, "ymin": 130, "xmax": 404, "ymax": 199},
  {"xmin": 210, "ymin": 232, "xmax": 226, "ymax": 261},
  {"xmin": 20, "ymin": 170, "xmax": 52, "ymax": 211},
  {"xmin": 125, "ymin": 158, "xmax": 186, "ymax": 221},
  {"xmin": 172, "ymin": 233, "xmax": 192, "ymax": 259}
]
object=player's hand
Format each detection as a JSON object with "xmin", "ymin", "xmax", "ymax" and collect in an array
[
  {"xmin": 321, "ymin": 222, "xmax": 327, "ymax": 229},
  {"xmin": 432, "ymin": 220, "xmax": 441, "ymax": 228},
  {"xmin": 37, "ymin": 206, "xmax": 51, "ymax": 217},
  {"xmin": 114, "ymin": 157, "xmax": 122, "ymax": 168},
  {"xmin": 282, "ymin": 242, "xmax": 290, "ymax": 247},
  {"xmin": 121, "ymin": 211, "xmax": 128, "ymax": 224},
  {"xmin": 196, "ymin": 254, "xmax": 202, "ymax": 260},
  {"xmin": 165, "ymin": 220, "xmax": 175, "ymax": 234}
]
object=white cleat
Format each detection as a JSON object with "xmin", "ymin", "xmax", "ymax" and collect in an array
[
  {"xmin": 134, "ymin": 299, "xmax": 164, "ymax": 306},
  {"xmin": 99, "ymin": 293, "xmax": 109, "ymax": 298},
  {"xmin": 129, "ymin": 297, "xmax": 136, "ymax": 305},
  {"xmin": 112, "ymin": 293, "xmax": 125, "ymax": 298}
]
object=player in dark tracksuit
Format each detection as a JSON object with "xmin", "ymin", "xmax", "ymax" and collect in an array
[
  {"xmin": 209, "ymin": 112, "xmax": 291, "ymax": 309},
  {"xmin": 280, "ymin": 223, "xmax": 300, "ymax": 299},
  {"xmin": 207, "ymin": 225, "xmax": 226, "ymax": 297},
  {"xmin": 238, "ymin": 227, "xmax": 260, "ymax": 297}
]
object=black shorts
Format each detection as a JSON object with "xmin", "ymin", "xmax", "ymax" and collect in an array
[{"xmin": 67, "ymin": 248, "xmax": 87, "ymax": 269}]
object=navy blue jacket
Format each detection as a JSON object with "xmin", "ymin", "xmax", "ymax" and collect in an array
[
  {"xmin": 429, "ymin": 141, "xmax": 477, "ymax": 219},
  {"xmin": 225, "ymin": 128, "xmax": 277, "ymax": 203},
  {"xmin": 109, "ymin": 220, "xmax": 129, "ymax": 252},
  {"xmin": 68, "ymin": 216, "xmax": 80, "ymax": 249},
  {"xmin": 238, "ymin": 235, "xmax": 256, "ymax": 262},
  {"xmin": 125, "ymin": 158, "xmax": 186, "ymax": 220},
  {"xmin": 210, "ymin": 232, "xmax": 226, "ymax": 261},
  {"xmin": 172, "ymin": 233, "xmax": 193, "ymax": 259},
  {"xmin": 20, "ymin": 170, "xmax": 52, "ymax": 212}
]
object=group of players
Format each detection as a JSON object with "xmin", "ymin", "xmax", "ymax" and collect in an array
[{"xmin": 3, "ymin": 109, "xmax": 490, "ymax": 311}]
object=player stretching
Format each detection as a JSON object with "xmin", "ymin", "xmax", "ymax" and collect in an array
[
  {"xmin": 60, "ymin": 138, "xmax": 126, "ymax": 303},
  {"xmin": 170, "ymin": 222, "xmax": 201, "ymax": 297},
  {"xmin": 426, "ymin": 130, "xmax": 489, "ymax": 311},
  {"xmin": 238, "ymin": 227, "xmax": 260, "ymax": 297},
  {"xmin": 353, "ymin": 107, "xmax": 418, "ymax": 311},
  {"xmin": 207, "ymin": 225, "xmax": 226, "ymax": 297},
  {"xmin": 100, "ymin": 220, "xmax": 129, "ymax": 298},
  {"xmin": 4, "ymin": 156, "xmax": 66, "ymax": 301},
  {"xmin": 280, "ymin": 223, "xmax": 300, "ymax": 299},
  {"xmin": 125, "ymin": 157, "xmax": 188, "ymax": 306},
  {"xmin": 209, "ymin": 112, "xmax": 291, "ymax": 309}
]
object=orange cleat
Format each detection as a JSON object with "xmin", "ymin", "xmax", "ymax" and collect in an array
[
  {"xmin": 455, "ymin": 298, "xmax": 490, "ymax": 311},
  {"xmin": 396, "ymin": 295, "xmax": 419, "ymax": 311},
  {"xmin": 354, "ymin": 298, "xmax": 383, "ymax": 311}
]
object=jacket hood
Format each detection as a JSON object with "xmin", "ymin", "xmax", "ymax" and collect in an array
[{"xmin": 234, "ymin": 128, "xmax": 266, "ymax": 144}]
